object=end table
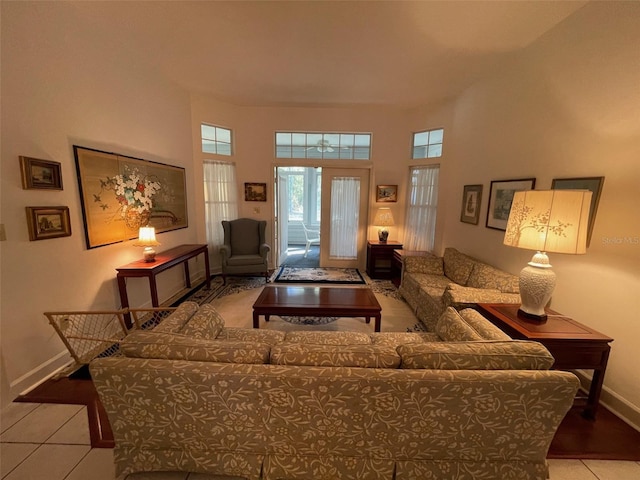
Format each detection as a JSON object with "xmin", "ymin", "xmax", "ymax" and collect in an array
[{"xmin": 477, "ymin": 303, "xmax": 613, "ymax": 419}]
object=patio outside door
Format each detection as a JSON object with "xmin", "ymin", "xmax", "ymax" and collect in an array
[{"xmin": 320, "ymin": 168, "xmax": 369, "ymax": 269}]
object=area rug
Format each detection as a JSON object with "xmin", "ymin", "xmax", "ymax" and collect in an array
[{"xmin": 273, "ymin": 266, "xmax": 366, "ymax": 284}]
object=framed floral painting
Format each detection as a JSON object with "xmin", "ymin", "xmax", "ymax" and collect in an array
[{"xmin": 74, "ymin": 146, "xmax": 188, "ymax": 249}]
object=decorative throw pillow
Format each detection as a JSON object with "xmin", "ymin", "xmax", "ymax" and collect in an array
[
  {"xmin": 435, "ymin": 307, "xmax": 483, "ymax": 341},
  {"xmin": 443, "ymin": 248, "xmax": 475, "ymax": 285},
  {"xmin": 179, "ymin": 303, "xmax": 225, "ymax": 340},
  {"xmin": 458, "ymin": 308, "xmax": 511, "ymax": 340},
  {"xmin": 467, "ymin": 262, "xmax": 520, "ymax": 293},
  {"xmin": 153, "ymin": 301, "xmax": 199, "ymax": 333}
]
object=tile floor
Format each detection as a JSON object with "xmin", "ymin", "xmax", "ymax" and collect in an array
[{"xmin": 2, "ymin": 401, "xmax": 640, "ymax": 480}]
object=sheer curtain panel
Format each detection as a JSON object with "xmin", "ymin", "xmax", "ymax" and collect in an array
[
  {"xmin": 204, "ymin": 160, "xmax": 238, "ymax": 265},
  {"xmin": 404, "ymin": 165, "xmax": 439, "ymax": 252},
  {"xmin": 329, "ymin": 176, "xmax": 360, "ymax": 259}
]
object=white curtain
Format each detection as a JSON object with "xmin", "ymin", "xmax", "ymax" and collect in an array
[
  {"xmin": 404, "ymin": 165, "xmax": 439, "ymax": 251},
  {"xmin": 203, "ymin": 160, "xmax": 238, "ymax": 265},
  {"xmin": 329, "ymin": 176, "xmax": 360, "ymax": 259}
]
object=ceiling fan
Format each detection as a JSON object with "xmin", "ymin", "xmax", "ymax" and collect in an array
[{"xmin": 307, "ymin": 139, "xmax": 337, "ymax": 153}]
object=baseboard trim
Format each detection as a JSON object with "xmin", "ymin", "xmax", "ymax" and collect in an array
[
  {"xmin": 10, "ymin": 351, "xmax": 72, "ymax": 399},
  {"xmin": 575, "ymin": 369, "xmax": 640, "ymax": 432}
]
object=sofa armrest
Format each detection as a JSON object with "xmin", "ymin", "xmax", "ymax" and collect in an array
[
  {"xmin": 403, "ymin": 254, "xmax": 444, "ymax": 275},
  {"xmin": 442, "ymin": 284, "xmax": 521, "ymax": 309},
  {"xmin": 259, "ymin": 243, "xmax": 271, "ymax": 257}
]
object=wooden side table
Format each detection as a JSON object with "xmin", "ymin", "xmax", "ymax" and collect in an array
[
  {"xmin": 477, "ymin": 303, "xmax": 613, "ymax": 419},
  {"xmin": 366, "ymin": 241, "xmax": 402, "ymax": 279},
  {"xmin": 116, "ymin": 244, "xmax": 210, "ymax": 319}
]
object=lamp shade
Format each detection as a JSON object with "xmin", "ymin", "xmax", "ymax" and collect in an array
[
  {"xmin": 373, "ymin": 208, "xmax": 395, "ymax": 227},
  {"xmin": 503, "ymin": 190, "xmax": 592, "ymax": 255},
  {"xmin": 133, "ymin": 226, "xmax": 160, "ymax": 247}
]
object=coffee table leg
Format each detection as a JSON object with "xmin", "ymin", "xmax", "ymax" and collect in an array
[
  {"xmin": 375, "ymin": 314, "xmax": 381, "ymax": 332},
  {"xmin": 253, "ymin": 311, "xmax": 259, "ymax": 329},
  {"xmin": 265, "ymin": 314, "xmax": 270, "ymax": 322}
]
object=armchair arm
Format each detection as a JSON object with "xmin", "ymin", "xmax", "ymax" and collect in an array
[
  {"xmin": 219, "ymin": 245, "xmax": 231, "ymax": 262},
  {"xmin": 259, "ymin": 243, "xmax": 271, "ymax": 258},
  {"xmin": 442, "ymin": 284, "xmax": 521, "ymax": 310}
]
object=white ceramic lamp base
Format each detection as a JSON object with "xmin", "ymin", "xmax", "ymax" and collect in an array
[{"xmin": 518, "ymin": 252, "xmax": 556, "ymax": 320}]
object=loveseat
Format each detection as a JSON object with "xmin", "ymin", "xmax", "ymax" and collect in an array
[
  {"xmin": 91, "ymin": 302, "xmax": 579, "ymax": 480},
  {"xmin": 399, "ymin": 247, "xmax": 521, "ymax": 330}
]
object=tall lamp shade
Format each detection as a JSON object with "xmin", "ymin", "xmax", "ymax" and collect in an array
[
  {"xmin": 503, "ymin": 190, "xmax": 591, "ymax": 320},
  {"xmin": 133, "ymin": 226, "xmax": 160, "ymax": 262},
  {"xmin": 373, "ymin": 207, "xmax": 395, "ymax": 242}
]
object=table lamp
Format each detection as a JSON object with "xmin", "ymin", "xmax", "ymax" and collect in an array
[
  {"xmin": 133, "ymin": 226, "xmax": 160, "ymax": 262},
  {"xmin": 503, "ymin": 189, "xmax": 591, "ymax": 320},
  {"xmin": 373, "ymin": 207, "xmax": 395, "ymax": 242}
]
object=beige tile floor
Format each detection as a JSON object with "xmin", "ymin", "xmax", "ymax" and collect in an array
[{"xmin": 2, "ymin": 401, "xmax": 640, "ymax": 480}]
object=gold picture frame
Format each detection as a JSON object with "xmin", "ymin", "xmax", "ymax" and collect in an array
[
  {"xmin": 460, "ymin": 184, "xmax": 483, "ymax": 225},
  {"xmin": 245, "ymin": 182, "xmax": 267, "ymax": 201},
  {"xmin": 20, "ymin": 156, "xmax": 63, "ymax": 190},
  {"xmin": 26, "ymin": 206, "xmax": 71, "ymax": 241},
  {"xmin": 376, "ymin": 185, "xmax": 397, "ymax": 202}
]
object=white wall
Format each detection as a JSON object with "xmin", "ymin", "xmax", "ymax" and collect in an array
[
  {"xmin": 438, "ymin": 2, "xmax": 640, "ymax": 425},
  {"xmin": 1, "ymin": 2, "xmax": 196, "ymax": 407}
]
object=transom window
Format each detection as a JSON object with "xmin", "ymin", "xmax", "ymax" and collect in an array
[
  {"xmin": 201, "ymin": 124, "xmax": 232, "ymax": 156},
  {"xmin": 275, "ymin": 132, "xmax": 371, "ymax": 160},
  {"xmin": 412, "ymin": 128, "xmax": 444, "ymax": 159}
]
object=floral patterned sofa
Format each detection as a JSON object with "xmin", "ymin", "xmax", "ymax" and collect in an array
[
  {"xmin": 90, "ymin": 302, "xmax": 579, "ymax": 480},
  {"xmin": 398, "ymin": 247, "xmax": 521, "ymax": 330}
]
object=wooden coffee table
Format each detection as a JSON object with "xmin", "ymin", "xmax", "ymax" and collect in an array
[{"xmin": 252, "ymin": 286, "xmax": 382, "ymax": 331}]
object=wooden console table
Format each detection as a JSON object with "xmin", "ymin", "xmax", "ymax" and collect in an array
[
  {"xmin": 116, "ymin": 244, "xmax": 210, "ymax": 314},
  {"xmin": 477, "ymin": 303, "xmax": 613, "ymax": 419}
]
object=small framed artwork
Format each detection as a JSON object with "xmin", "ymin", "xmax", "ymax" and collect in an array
[
  {"xmin": 376, "ymin": 185, "xmax": 398, "ymax": 202},
  {"xmin": 460, "ymin": 184, "xmax": 483, "ymax": 225},
  {"xmin": 552, "ymin": 176, "xmax": 604, "ymax": 247},
  {"xmin": 20, "ymin": 156, "xmax": 63, "ymax": 190},
  {"xmin": 26, "ymin": 206, "xmax": 72, "ymax": 241},
  {"xmin": 245, "ymin": 182, "xmax": 267, "ymax": 202},
  {"xmin": 486, "ymin": 178, "xmax": 536, "ymax": 231}
]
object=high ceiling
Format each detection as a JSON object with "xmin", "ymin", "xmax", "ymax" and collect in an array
[{"xmin": 69, "ymin": 0, "xmax": 587, "ymax": 108}]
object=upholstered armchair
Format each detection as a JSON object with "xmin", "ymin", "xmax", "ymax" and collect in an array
[{"xmin": 220, "ymin": 218, "xmax": 270, "ymax": 284}]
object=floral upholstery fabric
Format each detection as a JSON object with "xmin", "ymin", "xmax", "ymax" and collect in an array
[
  {"xmin": 399, "ymin": 248, "xmax": 520, "ymax": 329},
  {"xmin": 283, "ymin": 331, "xmax": 372, "ymax": 345},
  {"xmin": 217, "ymin": 327, "xmax": 286, "ymax": 345},
  {"xmin": 402, "ymin": 254, "xmax": 444, "ymax": 275},
  {"xmin": 152, "ymin": 302, "xmax": 198, "ymax": 333},
  {"xmin": 398, "ymin": 340, "xmax": 555, "ymax": 370},
  {"xmin": 435, "ymin": 307, "xmax": 484, "ymax": 341},
  {"xmin": 458, "ymin": 308, "xmax": 512, "ymax": 340},
  {"xmin": 443, "ymin": 247, "xmax": 476, "ymax": 285},
  {"xmin": 121, "ymin": 331, "xmax": 271, "ymax": 364},
  {"xmin": 369, "ymin": 332, "xmax": 440, "ymax": 347},
  {"xmin": 467, "ymin": 262, "xmax": 520, "ymax": 293},
  {"xmin": 179, "ymin": 304, "xmax": 225, "ymax": 340},
  {"xmin": 270, "ymin": 344, "xmax": 401, "ymax": 368},
  {"xmin": 90, "ymin": 357, "xmax": 579, "ymax": 480}
]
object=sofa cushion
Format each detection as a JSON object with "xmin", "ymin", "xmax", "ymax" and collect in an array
[
  {"xmin": 270, "ymin": 344, "xmax": 400, "ymax": 368},
  {"xmin": 398, "ymin": 340, "xmax": 555, "ymax": 370},
  {"xmin": 467, "ymin": 262, "xmax": 520, "ymax": 293},
  {"xmin": 370, "ymin": 332, "xmax": 440, "ymax": 347},
  {"xmin": 443, "ymin": 247, "xmax": 476, "ymax": 285},
  {"xmin": 121, "ymin": 331, "xmax": 271, "ymax": 364},
  {"xmin": 283, "ymin": 331, "xmax": 371, "ymax": 345},
  {"xmin": 179, "ymin": 304, "xmax": 225, "ymax": 340},
  {"xmin": 459, "ymin": 308, "xmax": 511, "ymax": 341},
  {"xmin": 152, "ymin": 302, "xmax": 199, "ymax": 333},
  {"xmin": 403, "ymin": 254, "xmax": 444, "ymax": 275},
  {"xmin": 217, "ymin": 327, "xmax": 286, "ymax": 345},
  {"xmin": 435, "ymin": 307, "xmax": 484, "ymax": 341}
]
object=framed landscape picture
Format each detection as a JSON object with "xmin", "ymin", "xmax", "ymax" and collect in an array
[
  {"xmin": 26, "ymin": 206, "xmax": 71, "ymax": 241},
  {"xmin": 74, "ymin": 146, "xmax": 188, "ymax": 249},
  {"xmin": 486, "ymin": 178, "xmax": 536, "ymax": 231},
  {"xmin": 20, "ymin": 156, "xmax": 63, "ymax": 190},
  {"xmin": 245, "ymin": 182, "xmax": 267, "ymax": 201},
  {"xmin": 460, "ymin": 184, "xmax": 483, "ymax": 225},
  {"xmin": 552, "ymin": 176, "xmax": 604, "ymax": 247},
  {"xmin": 376, "ymin": 185, "xmax": 397, "ymax": 202}
]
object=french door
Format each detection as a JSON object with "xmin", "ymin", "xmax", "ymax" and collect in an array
[{"xmin": 319, "ymin": 168, "xmax": 370, "ymax": 269}]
